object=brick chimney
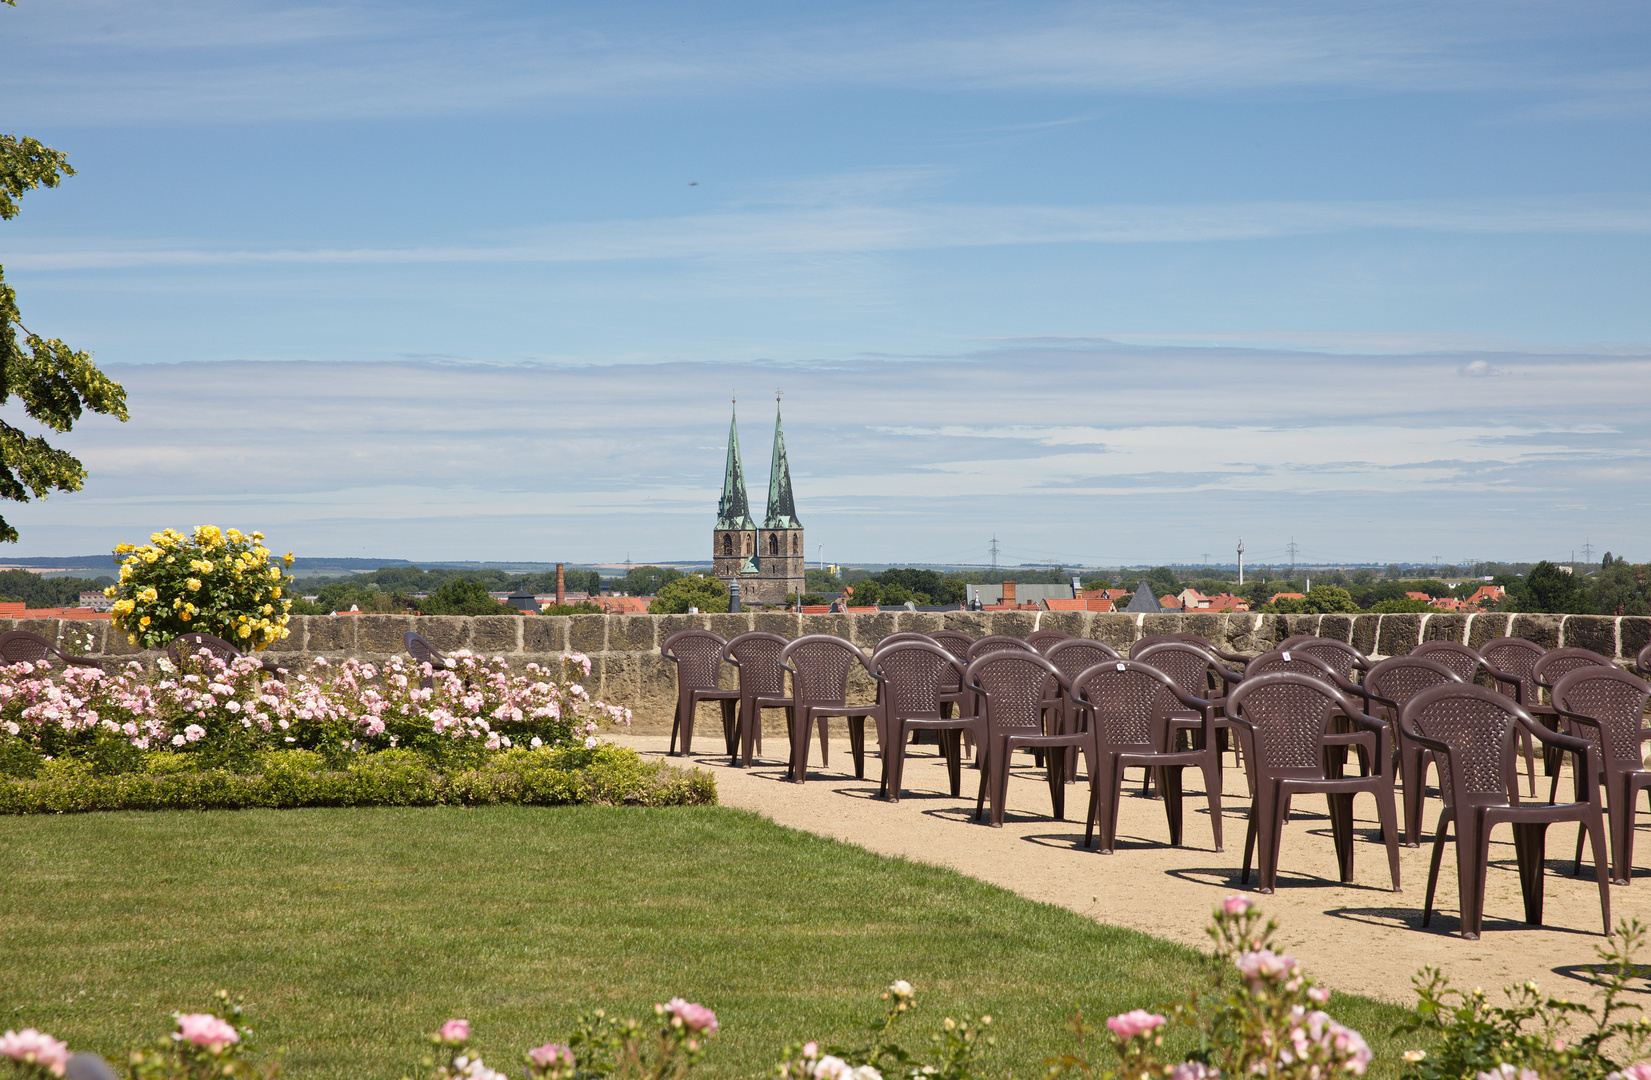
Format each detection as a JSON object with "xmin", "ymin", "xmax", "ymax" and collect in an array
[
  {"xmin": 1001, "ymin": 580, "xmax": 1016, "ymax": 606},
  {"xmin": 555, "ymin": 563, "xmax": 565, "ymax": 606}
]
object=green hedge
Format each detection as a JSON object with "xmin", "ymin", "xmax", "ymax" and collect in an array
[{"xmin": 0, "ymin": 745, "xmax": 716, "ymax": 814}]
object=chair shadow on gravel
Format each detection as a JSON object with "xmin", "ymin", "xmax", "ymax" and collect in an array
[
  {"xmin": 1325, "ymin": 905, "xmax": 1610, "ymax": 939},
  {"xmin": 1163, "ymin": 865, "xmax": 1402, "ymax": 893},
  {"xmin": 1552, "ymin": 961, "xmax": 1651, "ymax": 995}
]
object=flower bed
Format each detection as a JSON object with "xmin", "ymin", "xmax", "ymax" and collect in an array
[{"xmin": 0, "ymin": 648, "xmax": 711, "ymax": 812}]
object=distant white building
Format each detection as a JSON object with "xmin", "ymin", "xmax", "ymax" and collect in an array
[{"xmin": 78, "ymin": 591, "xmax": 113, "ymax": 612}]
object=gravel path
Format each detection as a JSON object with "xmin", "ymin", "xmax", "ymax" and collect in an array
[{"xmin": 612, "ymin": 729, "xmax": 1645, "ymax": 1006}]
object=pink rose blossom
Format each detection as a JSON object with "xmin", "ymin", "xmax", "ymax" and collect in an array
[
  {"xmin": 1234, "ymin": 949, "xmax": 1298, "ymax": 987},
  {"xmin": 174, "ymin": 1013, "xmax": 240, "ymax": 1052},
  {"xmin": 802, "ymin": 1042, "xmax": 819, "ymax": 1059},
  {"xmin": 1105, "ymin": 1010, "xmax": 1165, "ymax": 1040},
  {"xmin": 1169, "ymin": 1064, "xmax": 1218, "ymax": 1080},
  {"xmin": 528, "ymin": 1044, "xmax": 575, "ymax": 1068},
  {"xmin": 1221, "ymin": 895, "xmax": 1252, "ymax": 916},
  {"xmin": 663, "ymin": 998, "xmax": 718, "ymax": 1034},
  {"xmin": 0, "ymin": 1028, "xmax": 70, "ymax": 1077},
  {"xmin": 440, "ymin": 1019, "xmax": 471, "ymax": 1044},
  {"xmin": 1610, "ymin": 1067, "xmax": 1651, "ymax": 1080}
]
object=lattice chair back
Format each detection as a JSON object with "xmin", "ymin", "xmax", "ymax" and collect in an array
[
  {"xmin": 1552, "ymin": 666, "xmax": 1651, "ymax": 767},
  {"xmin": 1045, "ymin": 638, "xmax": 1119, "ymax": 684},
  {"xmin": 1225, "ymin": 672, "xmax": 1353, "ymax": 774},
  {"xmin": 1289, "ymin": 638, "xmax": 1365, "ymax": 680},
  {"xmin": 1026, "ymin": 628, "xmax": 1073, "ymax": 654},
  {"xmin": 966, "ymin": 651, "xmax": 1062, "ymax": 735},
  {"xmin": 0, "ymin": 631, "xmax": 54, "ymax": 665},
  {"xmin": 1070, "ymin": 659, "xmax": 1178, "ymax": 749},
  {"xmin": 965, "ymin": 634, "xmax": 1036, "ymax": 662},
  {"xmin": 1403, "ymin": 686, "xmax": 1526, "ymax": 805},
  {"xmin": 1479, "ymin": 637, "xmax": 1544, "ymax": 702},
  {"xmin": 1245, "ymin": 647, "xmax": 1340, "ymax": 682},
  {"xmin": 1135, "ymin": 642, "xmax": 1219, "ymax": 702},
  {"xmin": 1365, "ymin": 656, "xmax": 1462, "ymax": 715},
  {"xmin": 1411, "ymin": 641, "xmax": 1484, "ymax": 683},
  {"xmin": 872, "ymin": 640, "xmax": 963, "ymax": 718},
  {"xmin": 782, "ymin": 634, "xmax": 867, "ymax": 706},
  {"xmin": 660, "ymin": 630, "xmax": 729, "ymax": 691},
  {"xmin": 725, "ymin": 632, "xmax": 789, "ymax": 697},
  {"xmin": 1532, "ymin": 648, "xmax": 1614, "ymax": 698}
]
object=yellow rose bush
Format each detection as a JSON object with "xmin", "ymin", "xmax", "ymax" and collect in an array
[{"xmin": 106, "ymin": 526, "xmax": 295, "ymax": 651}]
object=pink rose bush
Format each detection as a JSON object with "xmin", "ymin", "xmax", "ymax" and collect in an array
[
  {"xmin": 173, "ymin": 1013, "xmax": 239, "ymax": 1052},
  {"xmin": 0, "ymin": 1028, "xmax": 69, "ymax": 1078},
  {"xmin": 0, "ymin": 647, "xmax": 629, "ymax": 775}
]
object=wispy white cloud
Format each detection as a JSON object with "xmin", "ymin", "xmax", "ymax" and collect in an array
[
  {"xmin": 12, "ymin": 193, "xmax": 1651, "ymax": 272},
  {"xmin": 4, "ymin": 342, "xmax": 1648, "ymax": 565},
  {"xmin": 5, "ymin": 1, "xmax": 1649, "ymax": 124}
]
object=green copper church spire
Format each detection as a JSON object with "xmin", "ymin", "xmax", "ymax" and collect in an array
[
  {"xmin": 762, "ymin": 399, "xmax": 801, "ymax": 530},
  {"xmin": 715, "ymin": 403, "xmax": 756, "ymax": 531}
]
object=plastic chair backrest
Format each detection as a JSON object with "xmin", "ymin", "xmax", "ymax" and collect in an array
[
  {"xmin": 1411, "ymin": 641, "xmax": 1483, "ymax": 683},
  {"xmin": 1135, "ymin": 641, "xmax": 1219, "ymax": 701},
  {"xmin": 965, "ymin": 635, "xmax": 1036, "ymax": 662},
  {"xmin": 1402, "ymin": 684, "xmax": 1530, "ymax": 803},
  {"xmin": 966, "ymin": 651, "xmax": 1064, "ymax": 734},
  {"xmin": 725, "ymin": 631, "xmax": 789, "ymax": 697},
  {"xmin": 1552, "ymin": 666, "xmax": 1651, "ymax": 766},
  {"xmin": 1364, "ymin": 656, "xmax": 1462, "ymax": 714},
  {"xmin": 872, "ymin": 640, "xmax": 964, "ymax": 717},
  {"xmin": 1227, "ymin": 671, "xmax": 1361, "ymax": 772},
  {"xmin": 167, "ymin": 632, "xmax": 242, "ymax": 667},
  {"xmin": 1479, "ymin": 637, "xmax": 1544, "ymax": 700},
  {"xmin": 1026, "ymin": 628, "xmax": 1073, "ymax": 654},
  {"xmin": 1532, "ymin": 647, "xmax": 1613, "ymax": 693},
  {"xmin": 782, "ymin": 634, "xmax": 869, "ymax": 705},
  {"xmin": 661, "ymin": 629, "xmax": 729, "ymax": 691},
  {"xmin": 1045, "ymin": 638, "xmax": 1119, "ymax": 684},
  {"xmin": 0, "ymin": 630, "xmax": 56, "ymax": 665},
  {"xmin": 1070, "ymin": 658, "xmax": 1185, "ymax": 747}
]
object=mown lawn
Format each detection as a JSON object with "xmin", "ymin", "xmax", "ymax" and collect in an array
[{"xmin": 0, "ymin": 806, "xmax": 1414, "ymax": 1078}]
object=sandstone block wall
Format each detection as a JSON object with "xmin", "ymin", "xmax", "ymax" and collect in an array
[{"xmin": 12, "ymin": 610, "xmax": 1650, "ymax": 733}]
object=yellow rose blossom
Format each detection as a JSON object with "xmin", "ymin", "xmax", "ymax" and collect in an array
[
  {"xmin": 270, "ymin": 587, "xmax": 282, "ymax": 599},
  {"xmin": 284, "ymin": 552, "xmax": 294, "ymax": 565},
  {"xmin": 139, "ymin": 615, "xmax": 151, "ymax": 627},
  {"xmin": 261, "ymin": 604, "xmax": 273, "ymax": 615},
  {"xmin": 236, "ymin": 624, "xmax": 252, "ymax": 638},
  {"xmin": 103, "ymin": 585, "xmax": 117, "ymax": 598},
  {"xmin": 137, "ymin": 587, "xmax": 158, "ymax": 603},
  {"xmin": 142, "ymin": 549, "xmax": 160, "ymax": 563},
  {"xmin": 268, "ymin": 567, "xmax": 281, "ymax": 581},
  {"xmin": 114, "ymin": 543, "xmax": 134, "ymax": 554},
  {"xmin": 128, "ymin": 634, "xmax": 137, "ymax": 645},
  {"xmin": 187, "ymin": 578, "xmax": 201, "ymax": 591},
  {"xmin": 180, "ymin": 610, "xmax": 192, "ymax": 622}
]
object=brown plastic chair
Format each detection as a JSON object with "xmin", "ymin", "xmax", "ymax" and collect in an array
[
  {"xmin": 930, "ymin": 630, "xmax": 974, "ymax": 719},
  {"xmin": 1277, "ymin": 636, "xmax": 1371, "ymax": 683},
  {"xmin": 0, "ymin": 629, "xmax": 108, "ymax": 671},
  {"xmin": 965, "ymin": 651, "xmax": 1083, "ymax": 827},
  {"xmin": 1530, "ymin": 647, "xmax": 1615, "ymax": 777},
  {"xmin": 779, "ymin": 634, "xmax": 881, "ymax": 783},
  {"xmin": 661, "ymin": 629, "xmax": 737, "ymax": 757},
  {"xmin": 1132, "ymin": 632, "xmax": 1248, "ymax": 664},
  {"xmin": 724, "ymin": 631, "xmax": 791, "ymax": 767},
  {"xmin": 872, "ymin": 640, "xmax": 975, "ymax": 802},
  {"xmin": 1477, "ymin": 636, "xmax": 1547, "ymax": 793},
  {"xmin": 1026, "ymin": 628, "xmax": 1073, "ymax": 654},
  {"xmin": 404, "ymin": 631, "xmax": 452, "ymax": 689},
  {"xmin": 1245, "ymin": 647, "xmax": 1375, "ymax": 776},
  {"xmin": 1046, "ymin": 638, "xmax": 1122, "ymax": 781},
  {"xmin": 1137, "ymin": 641, "xmax": 1244, "ymax": 772},
  {"xmin": 1069, "ymin": 658, "xmax": 1223, "ymax": 855},
  {"xmin": 966, "ymin": 634, "xmax": 1036, "ymax": 661},
  {"xmin": 1362, "ymin": 657, "xmax": 1464, "ymax": 846},
  {"xmin": 1550, "ymin": 665, "xmax": 1651, "ymax": 884},
  {"xmin": 1638, "ymin": 641, "xmax": 1651, "ymax": 679},
  {"xmin": 1401, "ymin": 683, "xmax": 1611, "ymax": 939},
  {"xmin": 877, "ymin": 632, "xmax": 938, "ymax": 649},
  {"xmin": 1411, "ymin": 641, "xmax": 1485, "ymax": 683},
  {"xmin": 1224, "ymin": 672, "xmax": 1402, "ymax": 895},
  {"xmin": 166, "ymin": 631, "xmax": 281, "ymax": 673}
]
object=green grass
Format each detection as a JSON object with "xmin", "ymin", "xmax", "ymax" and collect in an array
[{"xmin": 0, "ymin": 806, "xmax": 1415, "ymax": 1079}]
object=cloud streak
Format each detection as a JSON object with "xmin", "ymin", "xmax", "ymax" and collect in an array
[{"xmin": 13, "ymin": 194, "xmax": 1651, "ymax": 272}]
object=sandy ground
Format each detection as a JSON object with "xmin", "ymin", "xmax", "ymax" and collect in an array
[{"xmin": 611, "ymin": 728, "xmax": 1649, "ymax": 1007}]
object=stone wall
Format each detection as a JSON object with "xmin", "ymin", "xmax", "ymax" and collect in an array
[{"xmin": 15, "ymin": 610, "xmax": 1651, "ymax": 733}]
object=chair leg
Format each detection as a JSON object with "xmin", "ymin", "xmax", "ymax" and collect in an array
[
  {"xmin": 1161, "ymin": 765, "xmax": 1185, "ymax": 847},
  {"xmin": 1242, "ymin": 806, "xmax": 1258, "ymax": 885},
  {"xmin": 942, "ymin": 730, "xmax": 963, "ymax": 797},
  {"xmin": 721, "ymin": 699, "xmax": 737, "ymax": 756},
  {"xmin": 790, "ymin": 708, "xmax": 813, "ymax": 783},
  {"xmin": 1422, "ymin": 809, "xmax": 1452, "ymax": 928},
  {"xmin": 680, "ymin": 697, "xmax": 698, "ymax": 756},
  {"xmin": 817, "ymin": 716, "xmax": 830, "ymax": 768},
  {"xmin": 734, "ymin": 698, "xmax": 751, "ymax": 767},
  {"xmin": 1511, "ymin": 821, "xmax": 1548, "ymax": 926},
  {"xmin": 1259, "ymin": 791, "xmax": 1289, "ymax": 894},
  {"xmin": 1401, "ymin": 747, "xmax": 1426, "ymax": 847},
  {"xmin": 1200, "ymin": 754, "xmax": 1224, "ymax": 853},
  {"xmin": 973, "ymin": 750, "xmax": 990, "ymax": 822},
  {"xmin": 848, "ymin": 717, "xmax": 867, "ymax": 780},
  {"xmin": 668, "ymin": 697, "xmax": 684, "ymax": 756},
  {"xmin": 1046, "ymin": 748, "xmax": 1066, "ymax": 821},
  {"xmin": 1521, "ymin": 728, "xmax": 1537, "ymax": 797},
  {"xmin": 1328, "ymin": 792, "xmax": 1355, "ymax": 883},
  {"xmin": 1584, "ymin": 805, "xmax": 1614, "ymax": 932},
  {"xmin": 884, "ymin": 719, "xmax": 907, "ymax": 801},
  {"xmin": 1457, "ymin": 814, "xmax": 1488, "ymax": 940},
  {"xmin": 1375, "ymin": 787, "xmax": 1402, "ymax": 892}
]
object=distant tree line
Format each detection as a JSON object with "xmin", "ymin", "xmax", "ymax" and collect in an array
[{"xmin": 0, "ymin": 569, "xmax": 113, "ymax": 608}]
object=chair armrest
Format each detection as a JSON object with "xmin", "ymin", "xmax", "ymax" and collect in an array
[
  {"xmin": 1399, "ymin": 728, "xmax": 1452, "ymax": 756},
  {"xmin": 1527, "ymin": 722, "xmax": 1591, "ymax": 753},
  {"xmin": 780, "ymin": 661, "xmax": 798, "ymax": 676},
  {"xmin": 661, "ymin": 649, "xmax": 679, "ymax": 663},
  {"xmin": 1210, "ymin": 647, "xmax": 1248, "ymax": 664},
  {"xmin": 1552, "ymin": 706, "xmax": 1604, "ymax": 733},
  {"xmin": 1221, "ymin": 706, "xmax": 1256, "ymax": 734},
  {"xmin": 1480, "ymin": 664, "xmax": 1524, "ymax": 700}
]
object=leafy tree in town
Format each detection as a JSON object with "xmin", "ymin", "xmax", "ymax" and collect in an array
[
  {"xmin": 419, "ymin": 577, "xmax": 508, "ymax": 616},
  {"xmin": 1368, "ymin": 596, "xmax": 1434, "ymax": 613},
  {"xmin": 1591, "ymin": 558, "xmax": 1650, "ymax": 616},
  {"xmin": 0, "ymin": 128, "xmax": 129, "ymax": 542},
  {"xmin": 648, "ymin": 574, "xmax": 728, "ymax": 614},
  {"xmin": 1508, "ymin": 560, "xmax": 1591, "ymax": 614},
  {"xmin": 804, "ymin": 567, "xmax": 842, "ymax": 593},
  {"xmin": 1259, "ymin": 585, "xmax": 1360, "ymax": 614},
  {"xmin": 618, "ymin": 565, "xmax": 681, "ymax": 596},
  {"xmin": 0, "ymin": 568, "xmax": 112, "ymax": 607}
]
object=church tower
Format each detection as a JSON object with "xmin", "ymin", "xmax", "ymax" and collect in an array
[
  {"xmin": 711, "ymin": 404, "xmax": 757, "ymax": 583},
  {"xmin": 756, "ymin": 400, "xmax": 805, "ymax": 603}
]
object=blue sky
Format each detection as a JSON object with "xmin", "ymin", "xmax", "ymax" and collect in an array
[{"xmin": 2, "ymin": 1, "xmax": 1649, "ymax": 566}]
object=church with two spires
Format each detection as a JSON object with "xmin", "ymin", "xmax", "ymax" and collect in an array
[{"xmin": 711, "ymin": 401, "xmax": 804, "ymax": 606}]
